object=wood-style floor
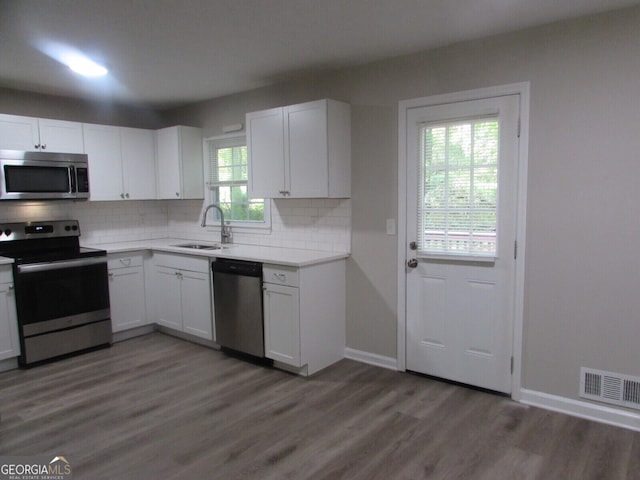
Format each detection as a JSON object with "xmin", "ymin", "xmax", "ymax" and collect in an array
[{"xmin": 0, "ymin": 333, "xmax": 638, "ymax": 479}]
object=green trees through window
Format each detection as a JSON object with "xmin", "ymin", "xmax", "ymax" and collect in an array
[
  {"xmin": 207, "ymin": 138, "xmax": 266, "ymax": 224},
  {"xmin": 419, "ymin": 118, "xmax": 499, "ymax": 256}
]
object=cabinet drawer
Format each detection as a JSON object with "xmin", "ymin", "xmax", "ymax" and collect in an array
[
  {"xmin": 153, "ymin": 252, "xmax": 209, "ymax": 273},
  {"xmin": 108, "ymin": 253, "xmax": 144, "ymax": 270},
  {"xmin": 0, "ymin": 266, "xmax": 13, "ymax": 284},
  {"xmin": 263, "ymin": 265, "xmax": 298, "ymax": 287}
]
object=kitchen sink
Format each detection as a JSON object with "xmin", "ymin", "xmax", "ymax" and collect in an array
[{"xmin": 172, "ymin": 243, "xmax": 223, "ymax": 250}]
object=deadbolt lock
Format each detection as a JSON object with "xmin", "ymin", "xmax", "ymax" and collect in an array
[{"xmin": 409, "ymin": 241, "xmax": 418, "ymax": 250}]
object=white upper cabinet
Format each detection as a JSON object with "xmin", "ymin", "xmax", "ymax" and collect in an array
[
  {"xmin": 156, "ymin": 126, "xmax": 204, "ymax": 200},
  {"xmin": 246, "ymin": 107, "xmax": 285, "ymax": 198},
  {"xmin": 0, "ymin": 114, "xmax": 84, "ymax": 153},
  {"xmin": 120, "ymin": 127, "xmax": 157, "ymax": 200},
  {"xmin": 83, "ymin": 123, "xmax": 157, "ymax": 201},
  {"xmin": 83, "ymin": 124, "xmax": 123, "ymax": 201},
  {"xmin": 247, "ymin": 99, "xmax": 351, "ymax": 199}
]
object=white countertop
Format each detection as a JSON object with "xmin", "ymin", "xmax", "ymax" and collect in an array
[{"xmin": 84, "ymin": 238, "xmax": 349, "ymax": 267}]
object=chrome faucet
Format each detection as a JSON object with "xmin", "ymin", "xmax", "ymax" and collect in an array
[{"xmin": 201, "ymin": 204, "xmax": 232, "ymax": 244}]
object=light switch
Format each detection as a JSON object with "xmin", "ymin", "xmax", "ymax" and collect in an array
[{"xmin": 386, "ymin": 218, "xmax": 396, "ymax": 235}]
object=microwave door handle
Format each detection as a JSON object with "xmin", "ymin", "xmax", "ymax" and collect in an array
[{"xmin": 69, "ymin": 166, "xmax": 76, "ymax": 193}]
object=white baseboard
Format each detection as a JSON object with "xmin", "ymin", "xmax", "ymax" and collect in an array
[
  {"xmin": 519, "ymin": 388, "xmax": 640, "ymax": 432},
  {"xmin": 344, "ymin": 348, "xmax": 398, "ymax": 371},
  {"xmin": 112, "ymin": 324, "xmax": 155, "ymax": 343},
  {"xmin": 0, "ymin": 357, "xmax": 18, "ymax": 372}
]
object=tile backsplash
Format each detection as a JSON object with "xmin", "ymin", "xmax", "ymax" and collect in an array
[
  {"xmin": 0, "ymin": 198, "xmax": 351, "ymax": 252},
  {"xmin": 0, "ymin": 200, "xmax": 168, "ymax": 244},
  {"xmin": 168, "ymin": 198, "xmax": 351, "ymax": 252}
]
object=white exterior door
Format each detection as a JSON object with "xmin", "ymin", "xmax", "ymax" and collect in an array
[{"xmin": 405, "ymin": 94, "xmax": 519, "ymax": 393}]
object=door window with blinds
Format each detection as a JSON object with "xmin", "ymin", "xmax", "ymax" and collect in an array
[
  {"xmin": 418, "ymin": 116, "xmax": 499, "ymax": 258},
  {"xmin": 206, "ymin": 135, "xmax": 269, "ymax": 226}
]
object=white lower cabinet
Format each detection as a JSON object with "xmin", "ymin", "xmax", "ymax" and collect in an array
[
  {"xmin": 103, "ymin": 248, "xmax": 343, "ymax": 375},
  {"xmin": 108, "ymin": 253, "xmax": 148, "ymax": 332},
  {"xmin": 0, "ymin": 266, "xmax": 20, "ymax": 360},
  {"xmin": 263, "ymin": 261, "xmax": 345, "ymax": 376},
  {"xmin": 263, "ymin": 282, "xmax": 300, "ymax": 366},
  {"xmin": 153, "ymin": 266, "xmax": 183, "ymax": 330},
  {"xmin": 151, "ymin": 253, "xmax": 213, "ymax": 340}
]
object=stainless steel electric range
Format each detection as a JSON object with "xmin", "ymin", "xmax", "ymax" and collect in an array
[{"xmin": 0, "ymin": 220, "xmax": 111, "ymax": 366}]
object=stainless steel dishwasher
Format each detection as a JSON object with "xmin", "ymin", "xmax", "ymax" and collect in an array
[{"xmin": 211, "ymin": 258, "xmax": 265, "ymax": 358}]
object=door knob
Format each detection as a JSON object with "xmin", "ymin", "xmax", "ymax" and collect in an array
[{"xmin": 407, "ymin": 258, "xmax": 418, "ymax": 268}]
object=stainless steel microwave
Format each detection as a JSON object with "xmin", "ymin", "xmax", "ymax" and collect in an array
[{"xmin": 0, "ymin": 150, "xmax": 90, "ymax": 200}]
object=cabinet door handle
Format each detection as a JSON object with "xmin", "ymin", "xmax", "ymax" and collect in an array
[
  {"xmin": 120, "ymin": 258, "xmax": 131, "ymax": 267},
  {"xmin": 176, "ymin": 192, "xmax": 180, "ymax": 197},
  {"xmin": 120, "ymin": 193, "xmax": 125, "ymax": 199},
  {"xmin": 273, "ymin": 273, "xmax": 286, "ymax": 282},
  {"xmin": 41, "ymin": 144, "xmax": 46, "ymax": 150},
  {"xmin": 34, "ymin": 144, "xmax": 40, "ymax": 149}
]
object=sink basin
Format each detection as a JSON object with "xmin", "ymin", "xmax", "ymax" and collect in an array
[{"xmin": 172, "ymin": 243, "xmax": 223, "ymax": 250}]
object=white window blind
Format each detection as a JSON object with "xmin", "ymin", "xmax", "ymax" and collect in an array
[
  {"xmin": 206, "ymin": 136, "xmax": 266, "ymax": 224},
  {"xmin": 418, "ymin": 116, "xmax": 499, "ymax": 257}
]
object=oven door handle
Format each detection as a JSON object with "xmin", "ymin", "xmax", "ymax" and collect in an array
[{"xmin": 16, "ymin": 256, "xmax": 107, "ymax": 274}]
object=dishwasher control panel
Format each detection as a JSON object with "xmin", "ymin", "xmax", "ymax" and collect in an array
[{"xmin": 211, "ymin": 258, "xmax": 262, "ymax": 277}]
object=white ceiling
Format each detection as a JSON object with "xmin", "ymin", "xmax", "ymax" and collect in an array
[{"xmin": 1, "ymin": 0, "xmax": 639, "ymax": 109}]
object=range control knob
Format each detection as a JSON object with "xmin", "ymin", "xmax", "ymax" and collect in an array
[
  {"xmin": 72, "ymin": 225, "xmax": 78, "ymax": 231},
  {"xmin": 65, "ymin": 225, "xmax": 71, "ymax": 231},
  {"xmin": 4, "ymin": 229, "xmax": 11, "ymax": 237}
]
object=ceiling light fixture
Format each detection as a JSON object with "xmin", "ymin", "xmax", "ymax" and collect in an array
[
  {"xmin": 35, "ymin": 40, "xmax": 109, "ymax": 78},
  {"xmin": 67, "ymin": 56, "xmax": 108, "ymax": 78}
]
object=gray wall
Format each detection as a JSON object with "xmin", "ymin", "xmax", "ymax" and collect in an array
[
  {"xmin": 0, "ymin": 87, "xmax": 163, "ymax": 129},
  {"xmin": 2, "ymin": 6, "xmax": 639, "ymax": 403},
  {"xmin": 166, "ymin": 6, "xmax": 640, "ymax": 400}
]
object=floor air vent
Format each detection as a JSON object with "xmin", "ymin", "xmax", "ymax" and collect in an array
[{"xmin": 580, "ymin": 367, "xmax": 640, "ymax": 410}]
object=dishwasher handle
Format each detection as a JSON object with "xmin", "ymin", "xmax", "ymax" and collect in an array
[{"xmin": 211, "ymin": 258, "xmax": 262, "ymax": 277}]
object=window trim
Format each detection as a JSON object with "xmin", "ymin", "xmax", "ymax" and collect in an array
[
  {"xmin": 203, "ymin": 133, "xmax": 271, "ymax": 231},
  {"xmin": 417, "ymin": 116, "xmax": 499, "ymax": 259}
]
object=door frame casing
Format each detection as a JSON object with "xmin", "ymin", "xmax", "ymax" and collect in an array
[{"xmin": 397, "ymin": 82, "xmax": 530, "ymax": 400}]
